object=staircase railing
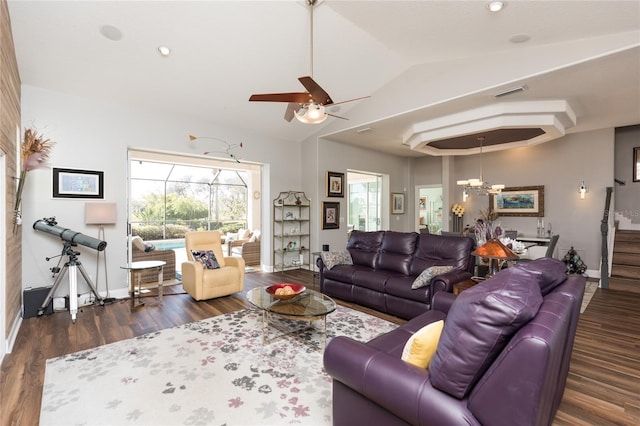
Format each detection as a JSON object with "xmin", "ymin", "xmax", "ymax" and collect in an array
[{"xmin": 600, "ymin": 187, "xmax": 613, "ymax": 288}]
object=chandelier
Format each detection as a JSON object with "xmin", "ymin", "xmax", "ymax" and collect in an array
[{"xmin": 457, "ymin": 137, "xmax": 504, "ymax": 198}]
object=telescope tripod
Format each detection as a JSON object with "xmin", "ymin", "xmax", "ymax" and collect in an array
[{"xmin": 39, "ymin": 242, "xmax": 104, "ymax": 323}]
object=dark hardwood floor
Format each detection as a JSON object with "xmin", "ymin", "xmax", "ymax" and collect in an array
[{"xmin": 1, "ymin": 270, "xmax": 638, "ymax": 425}]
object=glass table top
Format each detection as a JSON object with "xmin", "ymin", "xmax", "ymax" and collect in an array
[{"xmin": 246, "ymin": 287, "xmax": 336, "ymax": 318}]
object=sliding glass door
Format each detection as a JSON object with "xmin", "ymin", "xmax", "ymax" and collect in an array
[{"xmin": 347, "ymin": 171, "xmax": 382, "ymax": 232}]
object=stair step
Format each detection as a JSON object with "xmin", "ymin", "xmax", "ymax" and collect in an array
[
  {"xmin": 606, "ymin": 276, "xmax": 640, "ymax": 294},
  {"xmin": 615, "ymin": 230, "xmax": 640, "ymax": 243},
  {"xmin": 610, "ymin": 264, "xmax": 640, "ymax": 280},
  {"xmin": 612, "ymin": 252, "xmax": 640, "ymax": 266},
  {"xmin": 613, "ymin": 241, "xmax": 640, "ymax": 255}
]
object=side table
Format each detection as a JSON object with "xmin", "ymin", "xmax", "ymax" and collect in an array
[
  {"xmin": 120, "ymin": 260, "xmax": 166, "ymax": 309},
  {"xmin": 453, "ymin": 279, "xmax": 478, "ymax": 295}
]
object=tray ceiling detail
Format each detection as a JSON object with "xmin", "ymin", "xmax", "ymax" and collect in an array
[{"xmin": 404, "ymin": 101, "xmax": 577, "ymax": 156}]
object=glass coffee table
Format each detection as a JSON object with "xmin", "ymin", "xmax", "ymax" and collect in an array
[{"xmin": 246, "ymin": 286, "xmax": 337, "ymax": 350}]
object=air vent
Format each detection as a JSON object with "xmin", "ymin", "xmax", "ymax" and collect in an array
[{"xmin": 494, "ymin": 85, "xmax": 527, "ymax": 98}]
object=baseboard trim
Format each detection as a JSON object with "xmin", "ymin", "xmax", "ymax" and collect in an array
[{"xmin": 4, "ymin": 311, "xmax": 22, "ymax": 355}]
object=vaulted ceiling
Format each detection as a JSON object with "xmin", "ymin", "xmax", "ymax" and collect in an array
[{"xmin": 8, "ymin": 0, "xmax": 640, "ymax": 156}]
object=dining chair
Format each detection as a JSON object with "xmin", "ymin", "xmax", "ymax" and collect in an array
[
  {"xmin": 504, "ymin": 230, "xmax": 518, "ymax": 239},
  {"xmin": 516, "ymin": 234, "xmax": 560, "ymax": 263}
]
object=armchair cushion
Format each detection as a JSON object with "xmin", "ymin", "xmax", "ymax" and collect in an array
[
  {"xmin": 131, "ymin": 236, "xmax": 146, "ymax": 252},
  {"xmin": 191, "ymin": 250, "xmax": 221, "ymax": 269},
  {"xmin": 430, "ymin": 267, "xmax": 543, "ymax": 398}
]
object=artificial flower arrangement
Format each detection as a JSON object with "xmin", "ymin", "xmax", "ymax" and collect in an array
[
  {"xmin": 472, "ymin": 209, "xmax": 502, "ymax": 245},
  {"xmin": 14, "ymin": 127, "xmax": 55, "ymax": 225}
]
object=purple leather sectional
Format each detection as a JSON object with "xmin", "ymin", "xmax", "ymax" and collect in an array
[
  {"xmin": 318, "ymin": 230, "xmax": 475, "ymax": 319},
  {"xmin": 324, "ymin": 258, "xmax": 586, "ymax": 426}
]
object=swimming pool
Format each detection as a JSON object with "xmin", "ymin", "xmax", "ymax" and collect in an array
[{"xmin": 151, "ymin": 239, "xmax": 185, "ymax": 250}]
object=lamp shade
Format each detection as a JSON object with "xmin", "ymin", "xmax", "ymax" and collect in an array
[
  {"xmin": 472, "ymin": 239, "xmax": 519, "ymax": 261},
  {"xmin": 85, "ymin": 202, "xmax": 117, "ymax": 225}
]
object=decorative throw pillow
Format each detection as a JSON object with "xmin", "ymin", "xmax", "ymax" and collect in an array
[
  {"xmin": 191, "ymin": 250, "xmax": 221, "ymax": 269},
  {"xmin": 321, "ymin": 250, "xmax": 353, "ymax": 270},
  {"xmin": 248, "ymin": 230, "xmax": 261, "ymax": 243},
  {"xmin": 411, "ymin": 265, "xmax": 454, "ymax": 289},
  {"xmin": 131, "ymin": 236, "xmax": 146, "ymax": 252},
  {"xmin": 144, "ymin": 242, "xmax": 155, "ymax": 252},
  {"xmin": 401, "ymin": 320, "xmax": 444, "ymax": 369}
]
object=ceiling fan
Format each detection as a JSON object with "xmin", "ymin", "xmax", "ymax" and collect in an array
[{"xmin": 248, "ymin": 0, "xmax": 369, "ymax": 124}]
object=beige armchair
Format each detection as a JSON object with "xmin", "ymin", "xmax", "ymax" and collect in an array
[{"xmin": 182, "ymin": 231, "xmax": 245, "ymax": 301}]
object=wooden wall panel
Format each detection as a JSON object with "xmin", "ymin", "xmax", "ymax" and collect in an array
[{"xmin": 1, "ymin": 0, "xmax": 23, "ymax": 343}]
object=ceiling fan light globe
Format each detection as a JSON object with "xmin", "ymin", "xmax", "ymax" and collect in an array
[{"xmin": 294, "ymin": 103, "xmax": 327, "ymax": 124}]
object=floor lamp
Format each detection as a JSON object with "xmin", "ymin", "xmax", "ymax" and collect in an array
[{"xmin": 85, "ymin": 202, "xmax": 117, "ymax": 300}]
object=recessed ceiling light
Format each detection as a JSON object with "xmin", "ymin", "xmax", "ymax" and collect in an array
[
  {"xmin": 99, "ymin": 25, "xmax": 123, "ymax": 41},
  {"xmin": 157, "ymin": 46, "xmax": 171, "ymax": 57},
  {"xmin": 487, "ymin": 1, "xmax": 504, "ymax": 12}
]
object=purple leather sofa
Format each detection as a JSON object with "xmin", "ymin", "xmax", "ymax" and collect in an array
[
  {"xmin": 324, "ymin": 258, "xmax": 586, "ymax": 426},
  {"xmin": 318, "ymin": 230, "xmax": 475, "ymax": 319}
]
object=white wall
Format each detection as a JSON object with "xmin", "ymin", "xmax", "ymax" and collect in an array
[
  {"xmin": 614, "ymin": 124, "xmax": 640, "ymax": 223},
  {"xmin": 305, "ymin": 137, "xmax": 412, "ymax": 254},
  {"xmin": 450, "ymin": 128, "xmax": 614, "ymax": 271},
  {"xmin": 20, "ymin": 85, "xmax": 302, "ymax": 296}
]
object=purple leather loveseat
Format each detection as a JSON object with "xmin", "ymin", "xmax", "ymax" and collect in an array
[
  {"xmin": 318, "ymin": 230, "xmax": 475, "ymax": 319},
  {"xmin": 324, "ymin": 258, "xmax": 586, "ymax": 426}
]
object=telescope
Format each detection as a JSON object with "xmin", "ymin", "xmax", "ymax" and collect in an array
[{"xmin": 33, "ymin": 217, "xmax": 107, "ymax": 251}]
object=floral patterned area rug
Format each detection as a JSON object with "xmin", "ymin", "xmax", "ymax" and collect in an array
[{"xmin": 40, "ymin": 306, "xmax": 397, "ymax": 425}]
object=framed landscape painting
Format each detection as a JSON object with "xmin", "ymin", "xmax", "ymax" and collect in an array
[
  {"xmin": 490, "ymin": 185, "xmax": 544, "ymax": 217},
  {"xmin": 52, "ymin": 168, "xmax": 104, "ymax": 199}
]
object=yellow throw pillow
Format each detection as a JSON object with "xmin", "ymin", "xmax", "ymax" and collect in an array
[{"xmin": 401, "ymin": 320, "xmax": 445, "ymax": 369}]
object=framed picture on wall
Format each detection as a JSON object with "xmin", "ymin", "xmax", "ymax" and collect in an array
[
  {"xmin": 391, "ymin": 193, "xmax": 405, "ymax": 214},
  {"xmin": 489, "ymin": 185, "xmax": 544, "ymax": 217},
  {"xmin": 326, "ymin": 171, "xmax": 344, "ymax": 197},
  {"xmin": 322, "ymin": 202, "xmax": 340, "ymax": 229},
  {"xmin": 53, "ymin": 168, "xmax": 104, "ymax": 199},
  {"xmin": 634, "ymin": 147, "xmax": 640, "ymax": 182}
]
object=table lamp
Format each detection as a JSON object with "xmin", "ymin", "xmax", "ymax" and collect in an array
[
  {"xmin": 472, "ymin": 239, "xmax": 519, "ymax": 277},
  {"xmin": 85, "ymin": 202, "xmax": 117, "ymax": 297}
]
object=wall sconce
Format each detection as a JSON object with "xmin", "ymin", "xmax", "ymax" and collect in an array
[
  {"xmin": 462, "ymin": 188, "xmax": 469, "ymax": 202},
  {"xmin": 579, "ymin": 181, "xmax": 587, "ymax": 199}
]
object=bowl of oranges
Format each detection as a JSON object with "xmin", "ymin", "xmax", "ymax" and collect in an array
[{"xmin": 265, "ymin": 283, "xmax": 306, "ymax": 300}]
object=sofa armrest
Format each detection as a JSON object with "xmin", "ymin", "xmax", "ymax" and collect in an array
[
  {"xmin": 431, "ymin": 291, "xmax": 457, "ymax": 314},
  {"xmin": 431, "ymin": 269, "xmax": 473, "ymax": 295},
  {"xmin": 324, "ymin": 337, "xmax": 477, "ymax": 426}
]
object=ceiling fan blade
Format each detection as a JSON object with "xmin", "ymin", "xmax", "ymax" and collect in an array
[
  {"xmin": 249, "ymin": 92, "xmax": 312, "ymax": 103},
  {"xmin": 327, "ymin": 113, "xmax": 348, "ymax": 120},
  {"xmin": 298, "ymin": 76, "xmax": 333, "ymax": 105},
  {"xmin": 284, "ymin": 103, "xmax": 302, "ymax": 122},
  {"xmin": 329, "ymin": 95, "xmax": 371, "ymax": 106}
]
